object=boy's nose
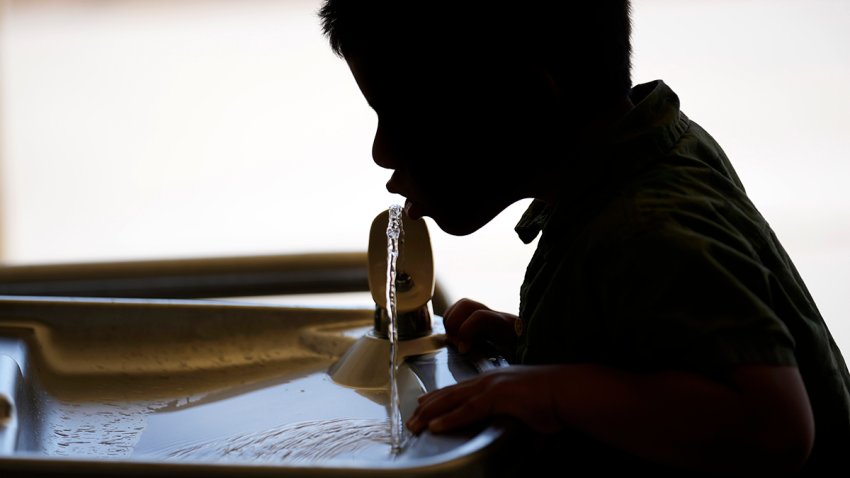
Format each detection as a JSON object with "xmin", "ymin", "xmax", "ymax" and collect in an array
[{"xmin": 372, "ymin": 123, "xmax": 398, "ymax": 170}]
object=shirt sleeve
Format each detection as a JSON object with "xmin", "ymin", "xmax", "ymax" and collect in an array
[{"xmin": 590, "ymin": 219, "xmax": 798, "ymax": 375}]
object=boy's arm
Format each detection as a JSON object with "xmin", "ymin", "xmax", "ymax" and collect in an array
[{"xmin": 407, "ymin": 363, "xmax": 814, "ymax": 475}]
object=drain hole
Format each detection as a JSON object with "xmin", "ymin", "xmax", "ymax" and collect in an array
[{"xmin": 0, "ymin": 395, "xmax": 12, "ymax": 426}]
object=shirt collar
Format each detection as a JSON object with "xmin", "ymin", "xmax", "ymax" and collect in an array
[
  {"xmin": 515, "ymin": 80, "xmax": 688, "ymax": 243},
  {"xmin": 515, "ymin": 199, "xmax": 551, "ymax": 244}
]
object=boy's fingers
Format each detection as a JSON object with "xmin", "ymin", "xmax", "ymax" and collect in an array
[
  {"xmin": 428, "ymin": 394, "xmax": 492, "ymax": 433},
  {"xmin": 416, "ymin": 378, "xmax": 479, "ymax": 406},
  {"xmin": 455, "ymin": 310, "xmax": 515, "ymax": 352},
  {"xmin": 408, "ymin": 381, "xmax": 479, "ymax": 433},
  {"xmin": 443, "ymin": 299, "xmax": 489, "ymax": 338},
  {"xmin": 441, "ymin": 299, "xmax": 463, "ymax": 321},
  {"xmin": 414, "ymin": 383, "xmax": 471, "ymax": 416}
]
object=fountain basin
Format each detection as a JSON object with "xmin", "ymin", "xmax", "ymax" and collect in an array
[{"xmin": 0, "ymin": 296, "xmax": 510, "ymax": 477}]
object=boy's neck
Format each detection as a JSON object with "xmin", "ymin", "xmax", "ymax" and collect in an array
[{"xmin": 534, "ymin": 96, "xmax": 635, "ymax": 205}]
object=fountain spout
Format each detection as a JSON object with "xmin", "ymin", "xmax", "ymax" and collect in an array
[
  {"xmin": 367, "ymin": 208, "xmax": 434, "ymax": 340},
  {"xmin": 328, "ymin": 208, "xmax": 443, "ymax": 389}
]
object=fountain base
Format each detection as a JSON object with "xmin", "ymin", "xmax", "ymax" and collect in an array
[{"xmin": 328, "ymin": 324, "xmax": 447, "ymax": 389}]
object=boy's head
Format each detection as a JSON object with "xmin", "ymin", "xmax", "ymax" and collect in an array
[{"xmin": 320, "ymin": 1, "xmax": 632, "ymax": 235}]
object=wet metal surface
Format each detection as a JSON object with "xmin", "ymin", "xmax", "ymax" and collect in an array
[{"xmin": 0, "ymin": 297, "xmax": 508, "ymax": 477}]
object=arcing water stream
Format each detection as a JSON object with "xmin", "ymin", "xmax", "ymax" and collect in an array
[{"xmin": 385, "ymin": 204, "xmax": 404, "ymax": 452}]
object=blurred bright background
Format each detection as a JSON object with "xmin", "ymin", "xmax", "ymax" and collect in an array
[{"xmin": 0, "ymin": 0, "xmax": 848, "ymax": 357}]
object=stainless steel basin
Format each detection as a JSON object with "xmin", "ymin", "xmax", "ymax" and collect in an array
[{"xmin": 0, "ymin": 296, "xmax": 510, "ymax": 477}]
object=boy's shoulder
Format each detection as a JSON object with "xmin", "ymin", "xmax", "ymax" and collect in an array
[{"xmin": 520, "ymin": 80, "xmax": 755, "ymax": 254}]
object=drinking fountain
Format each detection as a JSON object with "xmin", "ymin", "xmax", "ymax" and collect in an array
[{"xmin": 0, "ymin": 208, "xmax": 513, "ymax": 477}]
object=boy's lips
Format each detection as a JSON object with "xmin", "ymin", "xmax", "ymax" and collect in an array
[
  {"xmin": 404, "ymin": 198, "xmax": 423, "ymax": 220},
  {"xmin": 386, "ymin": 172, "xmax": 425, "ymax": 220}
]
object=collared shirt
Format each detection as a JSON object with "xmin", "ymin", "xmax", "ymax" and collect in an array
[{"xmin": 514, "ymin": 80, "xmax": 850, "ymax": 473}]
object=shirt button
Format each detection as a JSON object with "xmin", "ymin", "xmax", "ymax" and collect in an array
[{"xmin": 514, "ymin": 317, "xmax": 524, "ymax": 337}]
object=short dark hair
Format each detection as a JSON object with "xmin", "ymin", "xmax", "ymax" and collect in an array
[{"xmin": 318, "ymin": 1, "xmax": 632, "ymax": 103}]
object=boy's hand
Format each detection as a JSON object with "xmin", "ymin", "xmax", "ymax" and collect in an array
[
  {"xmin": 443, "ymin": 299, "xmax": 518, "ymax": 359},
  {"xmin": 406, "ymin": 366, "xmax": 563, "ymax": 435},
  {"xmin": 407, "ymin": 362, "xmax": 814, "ymax": 475}
]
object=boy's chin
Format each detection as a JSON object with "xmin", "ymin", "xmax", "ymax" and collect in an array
[{"xmin": 431, "ymin": 212, "xmax": 492, "ymax": 237}]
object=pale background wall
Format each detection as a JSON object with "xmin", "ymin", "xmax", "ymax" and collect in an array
[{"xmin": 0, "ymin": 0, "xmax": 848, "ymax": 357}]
